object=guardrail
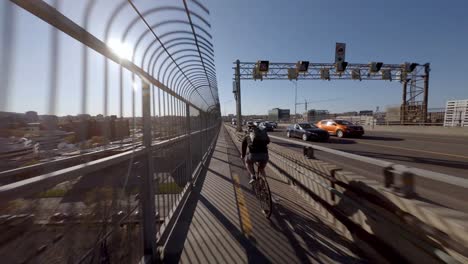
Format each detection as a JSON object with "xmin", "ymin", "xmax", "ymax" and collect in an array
[{"xmin": 269, "ymin": 135, "xmax": 468, "ymax": 197}]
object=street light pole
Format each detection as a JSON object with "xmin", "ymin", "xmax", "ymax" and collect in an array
[
  {"xmin": 235, "ymin": 59, "xmax": 242, "ymax": 131},
  {"xmin": 294, "ymin": 81, "xmax": 298, "ymax": 123}
]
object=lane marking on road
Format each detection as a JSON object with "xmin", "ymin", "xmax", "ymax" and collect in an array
[
  {"xmin": 232, "ymin": 173, "xmax": 252, "ymax": 237},
  {"xmin": 364, "ymin": 132, "xmax": 468, "ymax": 144},
  {"xmin": 357, "ymin": 141, "xmax": 468, "ymax": 160}
]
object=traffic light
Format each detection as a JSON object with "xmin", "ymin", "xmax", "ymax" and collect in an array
[
  {"xmin": 336, "ymin": 61, "xmax": 348, "ymax": 72},
  {"xmin": 369, "ymin": 62, "xmax": 383, "ymax": 73},
  {"xmin": 404, "ymin": 62, "xmax": 418, "ymax": 73},
  {"xmin": 320, "ymin": 68, "xmax": 330, "ymax": 80},
  {"xmin": 256, "ymin": 60, "xmax": 269, "ymax": 73},
  {"xmin": 296, "ymin": 61, "xmax": 309, "ymax": 73}
]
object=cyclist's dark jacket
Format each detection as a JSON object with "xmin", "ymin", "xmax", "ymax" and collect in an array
[{"xmin": 241, "ymin": 130, "xmax": 270, "ymax": 157}]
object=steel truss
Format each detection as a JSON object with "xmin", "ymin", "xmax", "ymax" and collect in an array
[{"xmin": 233, "ymin": 61, "xmax": 430, "ymax": 129}]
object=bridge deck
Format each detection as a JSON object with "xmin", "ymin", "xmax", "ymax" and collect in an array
[{"xmin": 163, "ymin": 127, "xmax": 364, "ymax": 263}]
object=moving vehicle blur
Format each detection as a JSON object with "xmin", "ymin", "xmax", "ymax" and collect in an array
[
  {"xmin": 267, "ymin": 121, "xmax": 278, "ymax": 128},
  {"xmin": 316, "ymin": 119, "xmax": 364, "ymax": 138},
  {"xmin": 259, "ymin": 121, "xmax": 274, "ymax": 131},
  {"xmin": 286, "ymin": 123, "xmax": 329, "ymax": 141}
]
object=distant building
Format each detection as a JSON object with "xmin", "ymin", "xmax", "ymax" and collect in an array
[
  {"xmin": 303, "ymin": 109, "xmax": 330, "ymax": 123},
  {"xmin": 444, "ymin": 99, "xmax": 468, "ymax": 127},
  {"xmin": 359, "ymin": 110, "xmax": 373, "ymax": 116},
  {"xmin": 427, "ymin": 109, "xmax": 445, "ymax": 124},
  {"xmin": 341, "ymin": 111, "xmax": 358, "ymax": 116},
  {"xmin": 385, "ymin": 106, "xmax": 401, "ymax": 124},
  {"xmin": 268, "ymin": 108, "xmax": 290, "ymax": 122},
  {"xmin": 39, "ymin": 115, "xmax": 59, "ymax": 130},
  {"xmin": 24, "ymin": 123, "xmax": 41, "ymax": 133},
  {"xmin": 25, "ymin": 111, "xmax": 38, "ymax": 122},
  {"xmin": 0, "ymin": 111, "xmax": 27, "ymax": 129},
  {"xmin": 336, "ymin": 115, "xmax": 375, "ymax": 126},
  {"xmin": 59, "ymin": 116, "xmax": 129, "ymax": 141}
]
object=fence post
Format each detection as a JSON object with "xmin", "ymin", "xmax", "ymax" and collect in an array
[
  {"xmin": 186, "ymin": 103, "xmax": 193, "ymax": 187},
  {"xmin": 141, "ymin": 81, "xmax": 157, "ymax": 261}
]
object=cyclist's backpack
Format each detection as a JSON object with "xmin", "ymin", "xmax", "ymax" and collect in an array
[{"xmin": 248, "ymin": 128, "xmax": 269, "ymax": 152}]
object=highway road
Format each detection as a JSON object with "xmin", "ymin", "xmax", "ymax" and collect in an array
[{"xmin": 268, "ymin": 127, "xmax": 468, "ymax": 213}]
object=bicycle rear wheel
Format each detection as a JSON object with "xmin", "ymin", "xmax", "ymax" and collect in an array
[{"xmin": 255, "ymin": 175, "xmax": 272, "ymax": 218}]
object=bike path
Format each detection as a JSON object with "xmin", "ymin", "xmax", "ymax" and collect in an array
[{"xmin": 163, "ymin": 126, "xmax": 365, "ymax": 263}]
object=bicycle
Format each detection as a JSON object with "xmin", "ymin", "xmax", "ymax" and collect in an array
[{"xmin": 251, "ymin": 162, "xmax": 273, "ymax": 218}]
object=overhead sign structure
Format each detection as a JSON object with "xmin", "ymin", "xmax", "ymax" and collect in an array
[
  {"xmin": 232, "ymin": 43, "xmax": 430, "ymax": 130},
  {"xmin": 382, "ymin": 69, "xmax": 392, "ymax": 80},
  {"xmin": 351, "ymin": 69, "xmax": 361, "ymax": 80},
  {"xmin": 320, "ymin": 68, "xmax": 330, "ymax": 80},
  {"xmin": 288, "ymin": 68, "xmax": 298, "ymax": 80},
  {"xmin": 335, "ymin": 42, "xmax": 346, "ymax": 63},
  {"xmin": 370, "ymin": 62, "xmax": 383, "ymax": 73},
  {"xmin": 256, "ymin": 60, "xmax": 269, "ymax": 73},
  {"xmin": 296, "ymin": 61, "xmax": 309, "ymax": 73}
]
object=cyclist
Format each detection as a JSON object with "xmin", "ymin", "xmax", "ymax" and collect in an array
[{"xmin": 241, "ymin": 123, "xmax": 270, "ymax": 184}]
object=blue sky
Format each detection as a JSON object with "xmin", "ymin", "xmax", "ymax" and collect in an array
[
  {"xmin": 1, "ymin": 0, "xmax": 468, "ymax": 116},
  {"xmin": 207, "ymin": 0, "xmax": 468, "ymax": 115}
]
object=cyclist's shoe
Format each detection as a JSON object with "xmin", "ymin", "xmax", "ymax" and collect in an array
[{"xmin": 249, "ymin": 175, "xmax": 257, "ymax": 184}]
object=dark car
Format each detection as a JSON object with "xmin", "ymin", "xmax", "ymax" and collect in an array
[
  {"xmin": 286, "ymin": 123, "xmax": 329, "ymax": 141},
  {"xmin": 259, "ymin": 122, "xmax": 274, "ymax": 132},
  {"xmin": 267, "ymin": 121, "xmax": 278, "ymax": 128}
]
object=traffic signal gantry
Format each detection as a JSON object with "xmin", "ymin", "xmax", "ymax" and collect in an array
[{"xmin": 233, "ymin": 59, "xmax": 429, "ymax": 131}]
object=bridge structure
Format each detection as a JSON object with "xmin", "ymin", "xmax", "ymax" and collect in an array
[
  {"xmin": 0, "ymin": 1, "xmax": 467, "ymax": 263},
  {"xmin": 232, "ymin": 60, "xmax": 430, "ymax": 132}
]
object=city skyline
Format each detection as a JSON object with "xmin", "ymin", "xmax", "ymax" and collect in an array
[{"xmin": 1, "ymin": 0, "xmax": 467, "ymax": 117}]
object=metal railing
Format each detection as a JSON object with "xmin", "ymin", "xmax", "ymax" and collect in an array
[{"xmin": 0, "ymin": 0, "xmax": 220, "ymax": 262}]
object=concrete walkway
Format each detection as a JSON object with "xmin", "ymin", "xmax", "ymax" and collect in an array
[{"xmin": 163, "ymin": 127, "xmax": 365, "ymax": 263}]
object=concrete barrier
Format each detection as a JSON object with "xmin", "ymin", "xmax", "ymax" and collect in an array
[
  {"xmin": 224, "ymin": 124, "xmax": 468, "ymax": 263},
  {"xmin": 364, "ymin": 125, "xmax": 468, "ymax": 137}
]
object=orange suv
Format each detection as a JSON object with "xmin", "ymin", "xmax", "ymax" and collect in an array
[{"xmin": 316, "ymin": 119, "xmax": 364, "ymax": 138}]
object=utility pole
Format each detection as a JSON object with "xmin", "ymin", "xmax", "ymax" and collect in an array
[
  {"xmin": 401, "ymin": 80, "xmax": 407, "ymax": 125},
  {"xmin": 235, "ymin": 59, "xmax": 242, "ymax": 131},
  {"xmin": 294, "ymin": 81, "xmax": 298, "ymax": 123},
  {"xmin": 423, "ymin": 63, "xmax": 430, "ymax": 124}
]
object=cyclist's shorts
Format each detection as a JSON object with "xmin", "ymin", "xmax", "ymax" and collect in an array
[{"xmin": 247, "ymin": 153, "xmax": 269, "ymax": 163}]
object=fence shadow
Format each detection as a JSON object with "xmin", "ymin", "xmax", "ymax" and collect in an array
[{"xmin": 333, "ymin": 180, "xmax": 463, "ymax": 263}]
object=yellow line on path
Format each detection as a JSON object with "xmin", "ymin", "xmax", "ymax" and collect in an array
[
  {"xmin": 232, "ymin": 173, "xmax": 252, "ymax": 237},
  {"xmin": 357, "ymin": 141, "xmax": 468, "ymax": 160}
]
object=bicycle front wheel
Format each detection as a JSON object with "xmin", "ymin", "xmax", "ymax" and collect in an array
[{"xmin": 256, "ymin": 176, "xmax": 272, "ymax": 218}]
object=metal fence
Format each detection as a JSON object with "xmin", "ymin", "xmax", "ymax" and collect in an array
[{"xmin": 0, "ymin": 0, "xmax": 219, "ymax": 262}]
